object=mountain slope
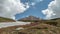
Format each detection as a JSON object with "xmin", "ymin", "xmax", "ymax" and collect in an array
[
  {"xmin": 0, "ymin": 17, "xmax": 15, "ymax": 22},
  {"xmin": 18, "ymin": 16, "xmax": 60, "ymax": 26},
  {"xmin": 0, "ymin": 17, "xmax": 60, "ymax": 34},
  {"xmin": 44, "ymin": 18, "xmax": 60, "ymax": 27},
  {"xmin": 18, "ymin": 23, "xmax": 60, "ymax": 34},
  {"xmin": 18, "ymin": 16, "xmax": 41, "ymax": 22}
]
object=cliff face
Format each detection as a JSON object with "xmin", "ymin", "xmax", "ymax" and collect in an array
[{"xmin": 0, "ymin": 17, "xmax": 15, "ymax": 22}]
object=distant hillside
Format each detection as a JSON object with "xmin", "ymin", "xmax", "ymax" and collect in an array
[
  {"xmin": 44, "ymin": 18, "xmax": 60, "ymax": 27},
  {"xmin": 18, "ymin": 16, "xmax": 41, "ymax": 22},
  {"xmin": 0, "ymin": 17, "xmax": 15, "ymax": 22}
]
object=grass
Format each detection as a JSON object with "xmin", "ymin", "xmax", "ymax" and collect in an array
[
  {"xmin": 0, "ymin": 17, "xmax": 15, "ymax": 22},
  {"xmin": 17, "ymin": 23, "xmax": 60, "ymax": 34}
]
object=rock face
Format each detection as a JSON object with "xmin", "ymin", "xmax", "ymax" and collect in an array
[
  {"xmin": 0, "ymin": 17, "xmax": 15, "ymax": 22},
  {"xmin": 18, "ymin": 16, "xmax": 41, "ymax": 21}
]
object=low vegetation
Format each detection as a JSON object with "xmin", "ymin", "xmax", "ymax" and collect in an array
[
  {"xmin": 0, "ymin": 17, "xmax": 15, "ymax": 22},
  {"xmin": 18, "ymin": 24, "xmax": 60, "ymax": 34},
  {"xmin": 0, "ymin": 16, "xmax": 60, "ymax": 34},
  {"xmin": 17, "ymin": 17, "xmax": 60, "ymax": 34}
]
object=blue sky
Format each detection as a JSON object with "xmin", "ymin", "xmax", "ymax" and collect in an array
[
  {"xmin": 0, "ymin": 0, "xmax": 60, "ymax": 20},
  {"xmin": 15, "ymin": 0, "xmax": 53, "ymax": 20}
]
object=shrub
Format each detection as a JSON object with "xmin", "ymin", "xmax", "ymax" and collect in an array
[{"xmin": 45, "ymin": 22, "xmax": 57, "ymax": 26}]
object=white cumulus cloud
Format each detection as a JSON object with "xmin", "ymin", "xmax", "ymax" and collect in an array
[
  {"xmin": 36, "ymin": 0, "xmax": 43, "ymax": 2},
  {"xmin": 42, "ymin": 0, "xmax": 60, "ymax": 19},
  {"xmin": 0, "ymin": 0, "xmax": 30, "ymax": 20},
  {"xmin": 31, "ymin": 0, "xmax": 43, "ymax": 5}
]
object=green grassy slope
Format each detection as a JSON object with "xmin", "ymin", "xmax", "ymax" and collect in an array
[{"xmin": 0, "ymin": 17, "xmax": 15, "ymax": 22}]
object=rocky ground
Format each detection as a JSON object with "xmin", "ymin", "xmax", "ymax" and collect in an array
[{"xmin": 18, "ymin": 23, "xmax": 60, "ymax": 34}]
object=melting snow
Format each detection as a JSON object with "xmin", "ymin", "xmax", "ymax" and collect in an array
[{"xmin": 0, "ymin": 21, "xmax": 31, "ymax": 28}]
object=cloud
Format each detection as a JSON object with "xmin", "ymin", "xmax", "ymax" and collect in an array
[
  {"xmin": 0, "ymin": 0, "xmax": 30, "ymax": 20},
  {"xmin": 30, "ymin": 0, "xmax": 43, "ymax": 7},
  {"xmin": 39, "ymin": 0, "xmax": 43, "ymax": 2},
  {"xmin": 31, "ymin": 2, "xmax": 35, "ymax": 6},
  {"xmin": 35, "ymin": 0, "xmax": 43, "ymax": 2},
  {"xmin": 42, "ymin": 0, "xmax": 60, "ymax": 19}
]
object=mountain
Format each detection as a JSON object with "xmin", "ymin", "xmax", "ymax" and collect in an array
[
  {"xmin": 18, "ymin": 16, "xmax": 41, "ymax": 22},
  {"xmin": 17, "ymin": 18, "xmax": 60, "ymax": 34},
  {"xmin": 18, "ymin": 15, "xmax": 60, "ymax": 26},
  {"xmin": 0, "ymin": 17, "xmax": 60, "ymax": 34},
  {"xmin": 0, "ymin": 17, "xmax": 15, "ymax": 22}
]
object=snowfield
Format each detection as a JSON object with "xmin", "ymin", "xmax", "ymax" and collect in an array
[{"xmin": 0, "ymin": 21, "xmax": 31, "ymax": 28}]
